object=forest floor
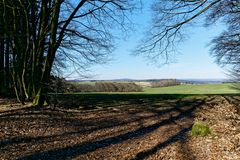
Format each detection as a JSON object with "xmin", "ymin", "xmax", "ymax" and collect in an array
[{"xmin": 0, "ymin": 95, "xmax": 240, "ymax": 160}]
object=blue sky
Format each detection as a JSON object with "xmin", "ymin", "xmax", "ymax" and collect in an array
[{"xmin": 68, "ymin": 1, "xmax": 228, "ymax": 80}]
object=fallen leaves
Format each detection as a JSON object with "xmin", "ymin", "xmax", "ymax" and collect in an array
[{"xmin": 0, "ymin": 96, "xmax": 239, "ymax": 159}]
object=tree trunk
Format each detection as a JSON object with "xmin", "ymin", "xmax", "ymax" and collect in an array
[
  {"xmin": 5, "ymin": 38, "xmax": 9, "ymax": 93},
  {"xmin": 33, "ymin": 0, "xmax": 61, "ymax": 106},
  {"xmin": 0, "ymin": 40, "xmax": 4, "ymax": 94}
]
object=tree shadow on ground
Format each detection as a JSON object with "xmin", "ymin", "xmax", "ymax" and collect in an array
[
  {"xmin": 131, "ymin": 126, "xmax": 192, "ymax": 160},
  {"xmin": 48, "ymin": 94, "xmax": 191, "ymax": 109},
  {"xmin": 223, "ymin": 95, "xmax": 240, "ymax": 113},
  {"xmin": 0, "ymin": 95, "xmax": 216, "ymax": 159}
]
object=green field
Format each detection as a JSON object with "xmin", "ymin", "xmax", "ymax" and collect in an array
[
  {"xmin": 52, "ymin": 83, "xmax": 239, "ymax": 109},
  {"xmin": 74, "ymin": 83, "xmax": 240, "ymax": 94},
  {"xmin": 143, "ymin": 83, "xmax": 240, "ymax": 94}
]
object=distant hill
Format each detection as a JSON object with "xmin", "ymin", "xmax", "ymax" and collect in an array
[
  {"xmin": 68, "ymin": 78, "xmax": 228, "ymax": 84},
  {"xmin": 179, "ymin": 79, "xmax": 227, "ymax": 84}
]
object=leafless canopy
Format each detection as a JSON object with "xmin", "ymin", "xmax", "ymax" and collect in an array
[
  {"xmin": 55, "ymin": 0, "xmax": 137, "ymax": 76},
  {"xmin": 135, "ymin": 0, "xmax": 239, "ymax": 67},
  {"xmin": 0, "ymin": 0, "xmax": 139, "ymax": 105},
  {"xmin": 209, "ymin": 0, "xmax": 240, "ymax": 81}
]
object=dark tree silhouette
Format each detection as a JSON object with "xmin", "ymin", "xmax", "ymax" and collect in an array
[
  {"xmin": 0, "ymin": 0, "xmax": 138, "ymax": 105},
  {"xmin": 136, "ymin": 0, "xmax": 240, "ymax": 81},
  {"xmin": 209, "ymin": 1, "xmax": 240, "ymax": 82}
]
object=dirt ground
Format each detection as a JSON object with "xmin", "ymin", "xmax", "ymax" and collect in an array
[{"xmin": 0, "ymin": 95, "xmax": 239, "ymax": 160}]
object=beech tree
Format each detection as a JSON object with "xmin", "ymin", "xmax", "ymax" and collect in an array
[
  {"xmin": 0, "ymin": 0, "xmax": 137, "ymax": 106},
  {"xmin": 136, "ymin": 0, "xmax": 240, "ymax": 80}
]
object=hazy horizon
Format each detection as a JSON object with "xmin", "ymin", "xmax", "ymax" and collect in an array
[{"xmin": 68, "ymin": 77, "xmax": 228, "ymax": 81}]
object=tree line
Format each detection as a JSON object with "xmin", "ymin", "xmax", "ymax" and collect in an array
[
  {"xmin": 50, "ymin": 77, "xmax": 142, "ymax": 92},
  {"xmin": 151, "ymin": 79, "xmax": 180, "ymax": 88},
  {"xmin": 0, "ymin": 0, "xmax": 135, "ymax": 106}
]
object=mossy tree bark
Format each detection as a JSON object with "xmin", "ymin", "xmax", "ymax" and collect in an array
[{"xmin": 33, "ymin": 0, "xmax": 61, "ymax": 106}]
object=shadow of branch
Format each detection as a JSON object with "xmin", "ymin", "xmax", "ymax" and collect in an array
[
  {"xmin": 131, "ymin": 126, "xmax": 192, "ymax": 160},
  {"xmin": 17, "ymin": 100, "xmax": 202, "ymax": 160}
]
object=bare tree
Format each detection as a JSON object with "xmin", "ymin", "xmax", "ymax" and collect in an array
[
  {"xmin": 0, "ymin": 0, "xmax": 138, "ymax": 106},
  {"xmin": 135, "ymin": 0, "xmax": 240, "ymax": 72},
  {"xmin": 33, "ymin": 0, "xmax": 138, "ymax": 106},
  {"xmin": 209, "ymin": 1, "xmax": 240, "ymax": 83}
]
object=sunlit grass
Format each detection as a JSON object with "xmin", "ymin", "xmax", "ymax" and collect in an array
[
  {"xmin": 65, "ymin": 83, "xmax": 240, "ymax": 95},
  {"xmin": 143, "ymin": 83, "xmax": 240, "ymax": 94}
]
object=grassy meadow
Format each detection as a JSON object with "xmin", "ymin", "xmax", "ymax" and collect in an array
[
  {"xmin": 74, "ymin": 82, "xmax": 240, "ymax": 95},
  {"xmin": 52, "ymin": 83, "xmax": 239, "ymax": 109},
  {"xmin": 143, "ymin": 83, "xmax": 240, "ymax": 94},
  {"xmin": 5, "ymin": 81, "xmax": 238, "ymax": 114}
]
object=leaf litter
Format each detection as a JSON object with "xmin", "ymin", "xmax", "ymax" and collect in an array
[{"xmin": 0, "ymin": 96, "xmax": 239, "ymax": 160}]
